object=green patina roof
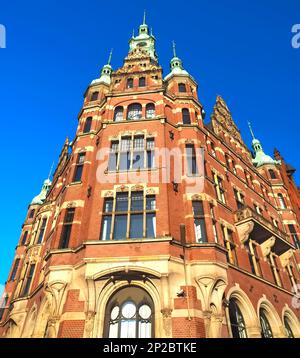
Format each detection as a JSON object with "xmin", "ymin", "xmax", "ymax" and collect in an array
[
  {"xmin": 164, "ymin": 41, "xmax": 194, "ymax": 81},
  {"xmin": 31, "ymin": 179, "xmax": 52, "ymax": 205},
  {"xmin": 248, "ymin": 122, "xmax": 280, "ymax": 168},
  {"xmin": 91, "ymin": 49, "xmax": 113, "ymax": 85},
  {"xmin": 128, "ymin": 11, "xmax": 158, "ymax": 61}
]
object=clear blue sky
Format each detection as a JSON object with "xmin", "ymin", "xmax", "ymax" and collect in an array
[{"xmin": 0, "ymin": 0, "xmax": 299, "ymax": 283}]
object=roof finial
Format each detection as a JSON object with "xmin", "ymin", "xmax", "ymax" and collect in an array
[
  {"xmin": 248, "ymin": 121, "xmax": 255, "ymax": 140},
  {"xmin": 172, "ymin": 40, "xmax": 177, "ymax": 58},
  {"xmin": 48, "ymin": 161, "xmax": 55, "ymax": 180},
  {"xmin": 108, "ymin": 48, "xmax": 113, "ymax": 65},
  {"xmin": 143, "ymin": 9, "xmax": 146, "ymax": 24}
]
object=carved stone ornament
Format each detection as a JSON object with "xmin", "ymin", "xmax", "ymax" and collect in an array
[
  {"xmin": 211, "ymin": 96, "xmax": 244, "ymax": 145},
  {"xmin": 260, "ymin": 236, "xmax": 276, "ymax": 257},
  {"xmin": 280, "ymin": 249, "xmax": 294, "ymax": 268},
  {"xmin": 236, "ymin": 222, "xmax": 255, "ymax": 243}
]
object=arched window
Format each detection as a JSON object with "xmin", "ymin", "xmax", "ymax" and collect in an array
[
  {"xmin": 178, "ymin": 83, "xmax": 187, "ymax": 92},
  {"xmin": 146, "ymin": 103, "xmax": 155, "ymax": 119},
  {"xmin": 284, "ymin": 316, "xmax": 294, "ymax": 338},
  {"xmin": 91, "ymin": 91, "xmax": 99, "ymax": 101},
  {"xmin": 127, "ymin": 78, "xmax": 134, "ymax": 89},
  {"xmin": 260, "ymin": 309, "xmax": 273, "ymax": 338},
  {"xmin": 269, "ymin": 169, "xmax": 277, "ymax": 179},
  {"xmin": 182, "ymin": 108, "xmax": 191, "ymax": 125},
  {"xmin": 127, "ymin": 103, "xmax": 142, "ymax": 120},
  {"xmin": 228, "ymin": 299, "xmax": 248, "ymax": 338},
  {"xmin": 139, "ymin": 77, "xmax": 146, "ymax": 87},
  {"xmin": 114, "ymin": 107, "xmax": 124, "ymax": 122},
  {"xmin": 83, "ymin": 117, "xmax": 92, "ymax": 133},
  {"xmin": 278, "ymin": 193, "xmax": 287, "ymax": 209},
  {"xmin": 104, "ymin": 286, "xmax": 154, "ymax": 338}
]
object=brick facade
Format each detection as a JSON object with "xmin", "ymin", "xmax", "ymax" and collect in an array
[{"xmin": 1, "ymin": 18, "xmax": 300, "ymax": 339}]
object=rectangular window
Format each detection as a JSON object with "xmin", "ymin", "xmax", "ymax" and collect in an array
[
  {"xmin": 110, "ymin": 136, "xmax": 155, "ymax": 171},
  {"xmin": 234, "ymin": 189, "xmax": 245, "ymax": 210},
  {"xmin": 108, "ymin": 142, "xmax": 119, "ymax": 171},
  {"xmin": 186, "ymin": 144, "xmax": 198, "ymax": 175},
  {"xmin": 146, "ymin": 139, "xmax": 155, "ymax": 169},
  {"xmin": 192, "ymin": 201, "xmax": 207, "ymax": 243},
  {"xmin": 288, "ymin": 224, "xmax": 300, "ymax": 250},
  {"xmin": 222, "ymin": 226, "xmax": 238, "ymax": 265},
  {"xmin": 100, "ymin": 193, "xmax": 156, "ymax": 241},
  {"xmin": 100, "ymin": 216, "xmax": 112, "ymax": 241},
  {"xmin": 116, "ymin": 193, "xmax": 129, "ymax": 212},
  {"xmin": 267, "ymin": 253, "xmax": 282, "ymax": 287},
  {"xmin": 29, "ymin": 209, "xmax": 35, "ymax": 219},
  {"xmin": 127, "ymin": 78, "xmax": 133, "ymax": 89},
  {"xmin": 132, "ymin": 137, "xmax": 144, "ymax": 170},
  {"xmin": 59, "ymin": 208, "xmax": 75, "ymax": 249},
  {"xmin": 0, "ymin": 296, "xmax": 8, "ymax": 321},
  {"xmin": 210, "ymin": 205, "xmax": 218, "ymax": 243},
  {"xmin": 22, "ymin": 263, "xmax": 36, "ymax": 297},
  {"xmin": 37, "ymin": 218, "xmax": 47, "ymax": 244},
  {"xmin": 245, "ymin": 240, "xmax": 262, "ymax": 277},
  {"xmin": 73, "ymin": 153, "xmax": 85, "ymax": 182},
  {"xmin": 10, "ymin": 258, "xmax": 20, "ymax": 281},
  {"xmin": 213, "ymin": 173, "xmax": 226, "ymax": 204},
  {"xmin": 114, "ymin": 215, "xmax": 128, "ymax": 240},
  {"xmin": 21, "ymin": 231, "xmax": 28, "ymax": 246}
]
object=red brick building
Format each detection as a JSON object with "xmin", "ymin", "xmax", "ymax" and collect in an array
[{"xmin": 1, "ymin": 17, "xmax": 300, "ymax": 338}]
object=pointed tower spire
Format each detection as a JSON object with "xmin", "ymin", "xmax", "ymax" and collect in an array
[
  {"xmin": 172, "ymin": 40, "xmax": 177, "ymax": 58},
  {"xmin": 249, "ymin": 122, "xmax": 280, "ymax": 167},
  {"xmin": 129, "ymin": 13, "xmax": 158, "ymax": 61},
  {"xmin": 92, "ymin": 49, "xmax": 113, "ymax": 85},
  {"xmin": 48, "ymin": 161, "xmax": 55, "ymax": 180},
  {"xmin": 248, "ymin": 121, "xmax": 255, "ymax": 140},
  {"xmin": 107, "ymin": 48, "xmax": 113, "ymax": 65},
  {"xmin": 165, "ymin": 41, "xmax": 192, "ymax": 80}
]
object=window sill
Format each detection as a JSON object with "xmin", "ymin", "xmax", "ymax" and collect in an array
[
  {"xmin": 107, "ymin": 168, "xmax": 157, "ymax": 174},
  {"xmin": 69, "ymin": 181, "xmax": 82, "ymax": 186},
  {"xmin": 86, "ymin": 237, "xmax": 172, "ymax": 245}
]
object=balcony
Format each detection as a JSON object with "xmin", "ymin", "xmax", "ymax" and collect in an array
[{"xmin": 234, "ymin": 206, "xmax": 293, "ymax": 255}]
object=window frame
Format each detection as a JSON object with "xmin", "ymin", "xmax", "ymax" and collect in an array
[
  {"xmin": 83, "ymin": 117, "xmax": 92, "ymax": 133},
  {"xmin": 59, "ymin": 208, "xmax": 75, "ymax": 249},
  {"xmin": 73, "ymin": 152, "xmax": 86, "ymax": 183},
  {"xmin": 100, "ymin": 192, "xmax": 156, "ymax": 241}
]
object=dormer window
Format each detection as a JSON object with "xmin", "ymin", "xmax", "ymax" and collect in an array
[
  {"xmin": 91, "ymin": 91, "xmax": 99, "ymax": 101},
  {"xmin": 139, "ymin": 77, "xmax": 146, "ymax": 87},
  {"xmin": 178, "ymin": 83, "xmax": 187, "ymax": 93},
  {"xmin": 127, "ymin": 78, "xmax": 134, "ymax": 89},
  {"xmin": 269, "ymin": 169, "xmax": 277, "ymax": 179}
]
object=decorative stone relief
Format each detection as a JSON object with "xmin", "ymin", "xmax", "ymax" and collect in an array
[
  {"xmin": 280, "ymin": 249, "xmax": 294, "ymax": 268},
  {"xmin": 260, "ymin": 236, "xmax": 276, "ymax": 257},
  {"xmin": 236, "ymin": 222, "xmax": 254, "ymax": 243}
]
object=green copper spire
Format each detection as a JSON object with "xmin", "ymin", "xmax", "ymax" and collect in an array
[
  {"xmin": 31, "ymin": 177, "xmax": 52, "ymax": 205},
  {"xmin": 248, "ymin": 121, "xmax": 280, "ymax": 168},
  {"xmin": 129, "ymin": 13, "xmax": 158, "ymax": 61},
  {"xmin": 164, "ymin": 41, "xmax": 192, "ymax": 80},
  {"xmin": 91, "ymin": 49, "xmax": 113, "ymax": 85}
]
